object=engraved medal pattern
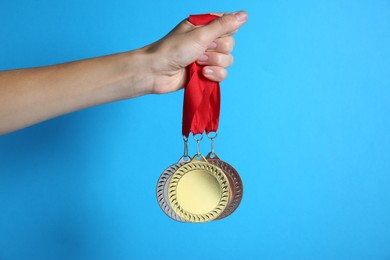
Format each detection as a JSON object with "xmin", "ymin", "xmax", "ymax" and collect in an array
[
  {"xmin": 168, "ymin": 158, "xmax": 230, "ymax": 223},
  {"xmin": 156, "ymin": 162, "xmax": 187, "ymax": 222},
  {"xmin": 206, "ymin": 154, "xmax": 243, "ymax": 220}
]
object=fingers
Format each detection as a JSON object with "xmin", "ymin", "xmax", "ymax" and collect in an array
[
  {"xmin": 197, "ymin": 52, "xmax": 233, "ymax": 68},
  {"xmin": 198, "ymin": 52, "xmax": 232, "ymax": 82},
  {"xmin": 207, "ymin": 36, "xmax": 235, "ymax": 54},
  {"xmin": 193, "ymin": 11, "xmax": 248, "ymax": 47},
  {"xmin": 194, "ymin": 13, "xmax": 242, "ymax": 82},
  {"xmin": 202, "ymin": 66, "xmax": 228, "ymax": 82},
  {"xmin": 197, "ymin": 35, "xmax": 234, "ymax": 77}
]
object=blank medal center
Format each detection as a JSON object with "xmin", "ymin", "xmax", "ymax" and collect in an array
[{"xmin": 177, "ymin": 170, "xmax": 222, "ymax": 214}]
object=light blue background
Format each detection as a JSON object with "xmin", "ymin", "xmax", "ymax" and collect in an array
[{"xmin": 1, "ymin": 1, "xmax": 390, "ymax": 259}]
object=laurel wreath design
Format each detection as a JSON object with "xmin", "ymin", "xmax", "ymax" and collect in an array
[
  {"xmin": 168, "ymin": 161, "xmax": 230, "ymax": 223},
  {"xmin": 156, "ymin": 162, "xmax": 187, "ymax": 222},
  {"xmin": 207, "ymin": 159, "xmax": 243, "ymax": 219}
]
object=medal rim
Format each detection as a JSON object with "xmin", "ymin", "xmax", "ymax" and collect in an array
[
  {"xmin": 168, "ymin": 158, "xmax": 230, "ymax": 223},
  {"xmin": 156, "ymin": 161, "xmax": 187, "ymax": 222},
  {"xmin": 206, "ymin": 155, "xmax": 243, "ymax": 220}
]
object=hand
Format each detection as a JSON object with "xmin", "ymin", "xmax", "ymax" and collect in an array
[{"xmin": 143, "ymin": 11, "xmax": 248, "ymax": 94}]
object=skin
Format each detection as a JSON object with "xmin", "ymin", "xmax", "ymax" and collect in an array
[{"xmin": 0, "ymin": 11, "xmax": 248, "ymax": 135}]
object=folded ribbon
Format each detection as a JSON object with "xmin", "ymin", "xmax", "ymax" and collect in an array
[{"xmin": 182, "ymin": 14, "xmax": 221, "ymax": 137}]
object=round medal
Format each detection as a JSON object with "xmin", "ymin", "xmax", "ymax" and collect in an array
[
  {"xmin": 156, "ymin": 157, "xmax": 189, "ymax": 222},
  {"xmin": 168, "ymin": 155, "xmax": 230, "ymax": 223},
  {"xmin": 206, "ymin": 152, "xmax": 243, "ymax": 219}
]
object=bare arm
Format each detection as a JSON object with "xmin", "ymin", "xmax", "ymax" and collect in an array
[
  {"xmin": 0, "ymin": 51, "xmax": 153, "ymax": 134},
  {"xmin": 0, "ymin": 11, "xmax": 248, "ymax": 135}
]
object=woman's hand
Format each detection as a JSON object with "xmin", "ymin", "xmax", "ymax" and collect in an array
[{"xmin": 142, "ymin": 11, "xmax": 248, "ymax": 94}]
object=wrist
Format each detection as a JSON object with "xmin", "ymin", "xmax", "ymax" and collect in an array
[{"xmin": 118, "ymin": 48, "xmax": 154, "ymax": 99}]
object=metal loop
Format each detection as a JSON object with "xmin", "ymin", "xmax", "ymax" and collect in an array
[
  {"xmin": 192, "ymin": 133, "xmax": 203, "ymax": 156},
  {"xmin": 183, "ymin": 138, "xmax": 189, "ymax": 158},
  {"xmin": 208, "ymin": 152, "xmax": 217, "ymax": 159},
  {"xmin": 193, "ymin": 133, "xmax": 204, "ymax": 142},
  {"xmin": 196, "ymin": 139, "xmax": 201, "ymax": 156},
  {"xmin": 207, "ymin": 131, "xmax": 218, "ymax": 140},
  {"xmin": 185, "ymin": 156, "xmax": 191, "ymax": 161},
  {"xmin": 210, "ymin": 138, "xmax": 215, "ymax": 154},
  {"xmin": 207, "ymin": 131, "xmax": 217, "ymax": 154}
]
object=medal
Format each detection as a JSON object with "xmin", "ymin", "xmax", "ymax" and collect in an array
[
  {"xmin": 168, "ymin": 155, "xmax": 230, "ymax": 222},
  {"xmin": 156, "ymin": 138, "xmax": 190, "ymax": 222},
  {"xmin": 156, "ymin": 14, "xmax": 243, "ymax": 223},
  {"xmin": 206, "ymin": 153, "xmax": 243, "ymax": 219},
  {"xmin": 156, "ymin": 158, "xmax": 188, "ymax": 222},
  {"xmin": 205, "ymin": 134, "xmax": 243, "ymax": 219},
  {"xmin": 167, "ymin": 135, "xmax": 230, "ymax": 223}
]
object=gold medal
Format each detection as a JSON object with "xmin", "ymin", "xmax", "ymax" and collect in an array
[
  {"xmin": 206, "ymin": 152, "xmax": 243, "ymax": 219},
  {"xmin": 168, "ymin": 155, "xmax": 230, "ymax": 223}
]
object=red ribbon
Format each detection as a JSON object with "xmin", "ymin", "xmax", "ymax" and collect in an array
[{"xmin": 182, "ymin": 14, "xmax": 221, "ymax": 137}]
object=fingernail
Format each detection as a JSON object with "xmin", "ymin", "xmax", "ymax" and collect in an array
[
  {"xmin": 198, "ymin": 54, "xmax": 208, "ymax": 61},
  {"xmin": 235, "ymin": 11, "xmax": 248, "ymax": 22},
  {"xmin": 208, "ymin": 41, "xmax": 217, "ymax": 49},
  {"xmin": 204, "ymin": 68, "xmax": 213, "ymax": 74}
]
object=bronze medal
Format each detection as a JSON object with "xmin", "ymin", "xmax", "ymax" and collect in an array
[
  {"xmin": 168, "ymin": 155, "xmax": 230, "ymax": 223},
  {"xmin": 206, "ymin": 152, "xmax": 243, "ymax": 219}
]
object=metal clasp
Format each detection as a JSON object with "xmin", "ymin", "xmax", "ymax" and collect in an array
[
  {"xmin": 207, "ymin": 131, "xmax": 218, "ymax": 158},
  {"xmin": 193, "ymin": 133, "xmax": 204, "ymax": 158},
  {"xmin": 182, "ymin": 135, "xmax": 191, "ymax": 162}
]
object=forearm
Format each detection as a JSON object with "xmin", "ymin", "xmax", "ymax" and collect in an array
[{"xmin": 0, "ymin": 49, "xmax": 152, "ymax": 135}]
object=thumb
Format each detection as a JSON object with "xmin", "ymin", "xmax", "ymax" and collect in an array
[{"xmin": 193, "ymin": 11, "xmax": 248, "ymax": 46}]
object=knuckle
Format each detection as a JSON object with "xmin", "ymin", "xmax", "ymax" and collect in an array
[
  {"xmin": 219, "ymin": 68, "xmax": 228, "ymax": 80},
  {"xmin": 217, "ymin": 36, "xmax": 235, "ymax": 53},
  {"xmin": 228, "ymin": 55, "xmax": 234, "ymax": 67},
  {"xmin": 217, "ymin": 16, "xmax": 228, "ymax": 27},
  {"xmin": 221, "ymin": 54, "xmax": 233, "ymax": 68},
  {"xmin": 212, "ymin": 53, "xmax": 233, "ymax": 68},
  {"xmin": 227, "ymin": 37, "xmax": 235, "ymax": 50},
  {"xmin": 214, "ymin": 54, "xmax": 223, "ymax": 65},
  {"xmin": 197, "ymin": 34, "xmax": 210, "ymax": 47},
  {"xmin": 215, "ymin": 14, "xmax": 235, "ymax": 30},
  {"xmin": 219, "ymin": 14, "xmax": 235, "ymax": 25},
  {"xmin": 219, "ymin": 40, "xmax": 229, "ymax": 52}
]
